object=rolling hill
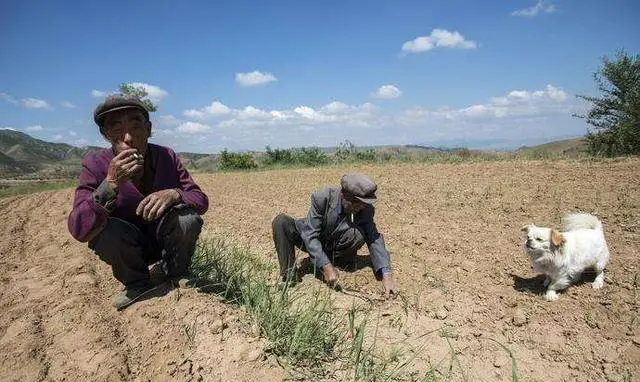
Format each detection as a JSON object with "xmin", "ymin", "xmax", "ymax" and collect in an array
[
  {"xmin": 0, "ymin": 129, "xmax": 103, "ymax": 178},
  {"xmin": 516, "ymin": 137, "xmax": 588, "ymax": 155}
]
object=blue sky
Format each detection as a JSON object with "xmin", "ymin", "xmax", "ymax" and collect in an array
[{"xmin": 1, "ymin": 0, "xmax": 639, "ymax": 153}]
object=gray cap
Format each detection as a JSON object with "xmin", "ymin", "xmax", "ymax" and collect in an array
[
  {"xmin": 340, "ymin": 173, "xmax": 377, "ymax": 204},
  {"xmin": 93, "ymin": 94, "xmax": 150, "ymax": 129}
]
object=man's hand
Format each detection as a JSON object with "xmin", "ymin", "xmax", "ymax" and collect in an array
[
  {"xmin": 321, "ymin": 263, "xmax": 339, "ymax": 288},
  {"xmin": 136, "ymin": 189, "xmax": 181, "ymax": 221},
  {"xmin": 106, "ymin": 148, "xmax": 144, "ymax": 186},
  {"xmin": 381, "ymin": 273, "xmax": 398, "ymax": 299}
]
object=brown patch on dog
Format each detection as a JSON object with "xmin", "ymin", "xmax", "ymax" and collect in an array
[
  {"xmin": 521, "ymin": 225, "xmax": 530, "ymax": 232},
  {"xmin": 551, "ymin": 229, "xmax": 566, "ymax": 247}
]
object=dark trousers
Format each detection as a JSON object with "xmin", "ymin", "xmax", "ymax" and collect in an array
[
  {"xmin": 89, "ymin": 206, "xmax": 203, "ymax": 288},
  {"xmin": 272, "ymin": 214, "xmax": 304, "ymax": 279},
  {"xmin": 271, "ymin": 213, "xmax": 365, "ymax": 279}
]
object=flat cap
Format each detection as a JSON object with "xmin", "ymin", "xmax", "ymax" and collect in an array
[
  {"xmin": 340, "ymin": 173, "xmax": 377, "ymax": 204},
  {"xmin": 93, "ymin": 94, "xmax": 150, "ymax": 128}
]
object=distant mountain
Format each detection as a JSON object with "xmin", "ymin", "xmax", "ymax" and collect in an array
[
  {"xmin": 177, "ymin": 152, "xmax": 213, "ymax": 167},
  {"xmin": 0, "ymin": 150, "xmax": 38, "ymax": 175},
  {"xmin": 0, "ymin": 129, "xmax": 103, "ymax": 163},
  {"xmin": 0, "ymin": 129, "xmax": 103, "ymax": 178}
]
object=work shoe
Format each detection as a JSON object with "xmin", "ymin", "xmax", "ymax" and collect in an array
[{"xmin": 113, "ymin": 282, "xmax": 155, "ymax": 311}]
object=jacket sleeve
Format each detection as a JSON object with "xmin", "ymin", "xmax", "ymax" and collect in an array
[
  {"xmin": 298, "ymin": 190, "xmax": 331, "ymax": 268},
  {"xmin": 171, "ymin": 150, "xmax": 209, "ymax": 215},
  {"xmin": 67, "ymin": 158, "xmax": 112, "ymax": 243},
  {"xmin": 362, "ymin": 207, "xmax": 392, "ymax": 274}
]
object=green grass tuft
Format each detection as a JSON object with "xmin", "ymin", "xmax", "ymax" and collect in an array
[{"xmin": 191, "ymin": 236, "xmax": 522, "ymax": 381}]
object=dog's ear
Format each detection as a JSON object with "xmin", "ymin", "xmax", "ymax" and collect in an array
[{"xmin": 551, "ymin": 230, "xmax": 565, "ymax": 247}]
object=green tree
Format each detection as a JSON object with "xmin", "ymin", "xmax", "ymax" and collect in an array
[
  {"xmin": 119, "ymin": 83, "xmax": 158, "ymax": 112},
  {"xmin": 574, "ymin": 50, "xmax": 640, "ymax": 156}
]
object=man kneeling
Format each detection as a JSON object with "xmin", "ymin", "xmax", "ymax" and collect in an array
[{"xmin": 272, "ymin": 173, "xmax": 397, "ymax": 298}]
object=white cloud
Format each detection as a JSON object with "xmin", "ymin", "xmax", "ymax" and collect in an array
[
  {"xmin": 156, "ymin": 84, "xmax": 581, "ymax": 153},
  {"xmin": 372, "ymin": 85, "xmax": 402, "ymax": 99},
  {"xmin": 235, "ymin": 71, "xmax": 278, "ymax": 87},
  {"xmin": 22, "ymin": 98, "xmax": 52, "ymax": 109},
  {"xmin": 60, "ymin": 101, "xmax": 76, "ymax": 108},
  {"xmin": 1, "ymin": 92, "xmax": 18, "ymax": 105},
  {"xmin": 402, "ymin": 29, "xmax": 477, "ymax": 54},
  {"xmin": 320, "ymin": 101, "xmax": 350, "ymax": 114},
  {"xmin": 69, "ymin": 130, "xmax": 78, "ymax": 137},
  {"xmin": 158, "ymin": 114, "xmax": 182, "ymax": 127},
  {"xmin": 176, "ymin": 122, "xmax": 212, "ymax": 134},
  {"xmin": 183, "ymin": 100, "xmax": 231, "ymax": 120},
  {"xmin": 215, "ymin": 101, "xmax": 379, "ymax": 129},
  {"xmin": 75, "ymin": 138, "xmax": 89, "ymax": 146},
  {"xmin": 238, "ymin": 106, "xmax": 272, "ymax": 120},
  {"xmin": 511, "ymin": 1, "xmax": 556, "ymax": 17},
  {"xmin": 399, "ymin": 84, "xmax": 573, "ymax": 124},
  {"xmin": 0, "ymin": 127, "xmax": 17, "ymax": 131},
  {"xmin": 91, "ymin": 89, "xmax": 107, "ymax": 97},
  {"xmin": 127, "ymin": 82, "xmax": 169, "ymax": 103},
  {"xmin": 182, "ymin": 109, "xmax": 205, "ymax": 120},
  {"xmin": 459, "ymin": 104, "xmax": 489, "ymax": 118},
  {"xmin": 52, "ymin": 134, "xmax": 63, "ymax": 141},
  {"xmin": 25, "ymin": 125, "xmax": 44, "ymax": 132},
  {"xmin": 545, "ymin": 84, "xmax": 568, "ymax": 101}
]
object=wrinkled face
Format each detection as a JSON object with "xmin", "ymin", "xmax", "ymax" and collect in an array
[
  {"xmin": 341, "ymin": 192, "xmax": 368, "ymax": 214},
  {"xmin": 102, "ymin": 108, "xmax": 151, "ymax": 155}
]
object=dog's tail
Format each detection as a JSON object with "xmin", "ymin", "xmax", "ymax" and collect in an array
[{"xmin": 563, "ymin": 213, "xmax": 603, "ymax": 231}]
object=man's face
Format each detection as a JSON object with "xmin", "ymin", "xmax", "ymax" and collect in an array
[
  {"xmin": 341, "ymin": 192, "xmax": 368, "ymax": 214},
  {"xmin": 102, "ymin": 108, "xmax": 151, "ymax": 155}
]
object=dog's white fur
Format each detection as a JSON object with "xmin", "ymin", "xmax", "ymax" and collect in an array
[{"xmin": 521, "ymin": 213, "xmax": 610, "ymax": 301}]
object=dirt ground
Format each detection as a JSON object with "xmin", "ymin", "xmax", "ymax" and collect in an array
[{"xmin": 1, "ymin": 158, "xmax": 639, "ymax": 381}]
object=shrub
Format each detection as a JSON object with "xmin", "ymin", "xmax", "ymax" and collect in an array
[
  {"xmin": 293, "ymin": 146, "xmax": 330, "ymax": 165},
  {"xmin": 264, "ymin": 145, "xmax": 295, "ymax": 165},
  {"xmin": 219, "ymin": 149, "xmax": 258, "ymax": 170}
]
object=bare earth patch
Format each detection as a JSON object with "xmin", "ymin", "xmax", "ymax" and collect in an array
[{"xmin": 1, "ymin": 158, "xmax": 639, "ymax": 381}]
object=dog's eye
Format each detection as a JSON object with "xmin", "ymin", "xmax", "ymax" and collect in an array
[{"xmin": 535, "ymin": 238, "xmax": 543, "ymax": 242}]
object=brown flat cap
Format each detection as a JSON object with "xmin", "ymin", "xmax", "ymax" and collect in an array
[
  {"xmin": 340, "ymin": 173, "xmax": 377, "ymax": 204},
  {"xmin": 93, "ymin": 94, "xmax": 150, "ymax": 128}
]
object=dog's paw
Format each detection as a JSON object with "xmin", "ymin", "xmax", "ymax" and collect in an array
[
  {"xmin": 544, "ymin": 290, "xmax": 559, "ymax": 301},
  {"xmin": 592, "ymin": 279, "xmax": 604, "ymax": 289}
]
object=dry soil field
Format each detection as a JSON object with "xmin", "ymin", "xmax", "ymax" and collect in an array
[{"xmin": 1, "ymin": 158, "xmax": 639, "ymax": 381}]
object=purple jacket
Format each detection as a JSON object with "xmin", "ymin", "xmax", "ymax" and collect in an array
[{"xmin": 68, "ymin": 143, "xmax": 209, "ymax": 242}]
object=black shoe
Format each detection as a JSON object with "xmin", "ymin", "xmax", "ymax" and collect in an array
[{"xmin": 113, "ymin": 282, "xmax": 155, "ymax": 311}]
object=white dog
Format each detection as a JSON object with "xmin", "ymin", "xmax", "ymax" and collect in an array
[{"xmin": 521, "ymin": 213, "xmax": 610, "ymax": 301}]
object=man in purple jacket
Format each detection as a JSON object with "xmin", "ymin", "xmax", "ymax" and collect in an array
[{"xmin": 68, "ymin": 94, "xmax": 209, "ymax": 311}]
